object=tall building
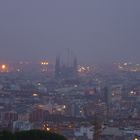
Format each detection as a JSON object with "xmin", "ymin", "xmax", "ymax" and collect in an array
[
  {"xmin": 55, "ymin": 53, "xmax": 78, "ymax": 79},
  {"xmin": 55, "ymin": 56, "xmax": 61, "ymax": 79},
  {"xmin": 73, "ymin": 57, "xmax": 78, "ymax": 76},
  {"xmin": 102, "ymin": 87, "xmax": 110, "ymax": 121}
]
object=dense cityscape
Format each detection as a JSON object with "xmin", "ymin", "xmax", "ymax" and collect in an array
[
  {"xmin": 0, "ymin": 57, "xmax": 140, "ymax": 140},
  {"xmin": 0, "ymin": 1, "xmax": 140, "ymax": 140}
]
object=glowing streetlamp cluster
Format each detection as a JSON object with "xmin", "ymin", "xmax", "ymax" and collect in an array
[
  {"xmin": 0, "ymin": 64, "xmax": 8, "ymax": 72},
  {"xmin": 78, "ymin": 65, "xmax": 90, "ymax": 74},
  {"xmin": 41, "ymin": 61, "xmax": 49, "ymax": 65},
  {"xmin": 42, "ymin": 123, "xmax": 51, "ymax": 132}
]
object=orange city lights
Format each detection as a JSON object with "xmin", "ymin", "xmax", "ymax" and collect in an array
[
  {"xmin": 2, "ymin": 64, "xmax": 6, "ymax": 69},
  {"xmin": 41, "ymin": 61, "xmax": 49, "ymax": 65},
  {"xmin": 0, "ymin": 64, "xmax": 9, "ymax": 72}
]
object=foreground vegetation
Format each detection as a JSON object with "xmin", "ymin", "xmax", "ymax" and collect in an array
[{"xmin": 0, "ymin": 130, "xmax": 67, "ymax": 140}]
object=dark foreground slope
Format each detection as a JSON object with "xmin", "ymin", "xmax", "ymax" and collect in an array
[{"xmin": 0, "ymin": 130, "xmax": 67, "ymax": 140}]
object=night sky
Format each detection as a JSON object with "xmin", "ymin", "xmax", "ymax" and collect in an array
[{"xmin": 0, "ymin": 0, "xmax": 140, "ymax": 64}]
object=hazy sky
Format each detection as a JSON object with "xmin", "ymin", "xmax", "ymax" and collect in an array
[{"xmin": 0, "ymin": 0, "xmax": 140, "ymax": 64}]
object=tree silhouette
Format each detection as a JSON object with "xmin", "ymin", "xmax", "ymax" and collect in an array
[{"xmin": 0, "ymin": 130, "xmax": 67, "ymax": 140}]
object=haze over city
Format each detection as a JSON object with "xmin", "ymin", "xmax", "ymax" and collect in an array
[
  {"xmin": 0, "ymin": 0, "xmax": 140, "ymax": 64},
  {"xmin": 0, "ymin": 1, "xmax": 140, "ymax": 140}
]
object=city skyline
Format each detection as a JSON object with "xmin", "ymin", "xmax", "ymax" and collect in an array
[{"xmin": 0, "ymin": 1, "xmax": 140, "ymax": 139}]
